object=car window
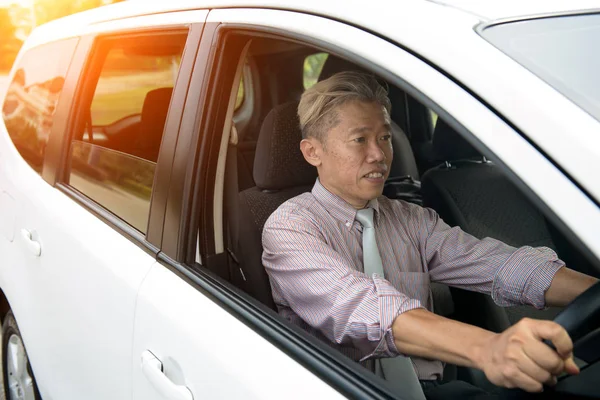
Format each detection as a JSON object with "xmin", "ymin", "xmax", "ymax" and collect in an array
[
  {"xmin": 1, "ymin": 39, "xmax": 78, "ymax": 175},
  {"xmin": 65, "ymin": 32, "xmax": 188, "ymax": 233},
  {"xmin": 181, "ymin": 18, "xmax": 600, "ymax": 400},
  {"xmin": 303, "ymin": 52, "xmax": 328, "ymax": 89},
  {"xmin": 91, "ymin": 48, "xmax": 182, "ymax": 127},
  {"xmin": 481, "ymin": 13, "xmax": 600, "ymax": 123}
]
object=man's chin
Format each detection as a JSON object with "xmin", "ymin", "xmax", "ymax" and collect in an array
[{"xmin": 360, "ymin": 186, "xmax": 384, "ymax": 202}]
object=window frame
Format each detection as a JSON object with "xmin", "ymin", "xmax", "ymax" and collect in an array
[{"xmin": 48, "ymin": 23, "xmax": 203, "ymax": 252}]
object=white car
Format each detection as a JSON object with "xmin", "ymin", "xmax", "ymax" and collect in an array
[{"xmin": 1, "ymin": 1, "xmax": 599, "ymax": 399}]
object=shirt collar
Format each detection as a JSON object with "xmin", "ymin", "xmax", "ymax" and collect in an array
[{"xmin": 312, "ymin": 178, "xmax": 380, "ymax": 231}]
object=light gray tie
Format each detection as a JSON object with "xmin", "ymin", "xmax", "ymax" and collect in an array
[{"xmin": 355, "ymin": 208, "xmax": 426, "ymax": 400}]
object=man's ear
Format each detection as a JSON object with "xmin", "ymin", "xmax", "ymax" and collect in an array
[{"xmin": 300, "ymin": 138, "xmax": 322, "ymax": 167}]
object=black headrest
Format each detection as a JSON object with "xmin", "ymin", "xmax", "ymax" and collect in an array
[
  {"xmin": 141, "ymin": 87, "xmax": 173, "ymax": 124},
  {"xmin": 318, "ymin": 55, "xmax": 369, "ymax": 81},
  {"xmin": 253, "ymin": 102, "xmax": 317, "ymax": 190},
  {"xmin": 432, "ymin": 118, "xmax": 480, "ymax": 161},
  {"xmin": 138, "ymin": 87, "xmax": 173, "ymax": 161}
]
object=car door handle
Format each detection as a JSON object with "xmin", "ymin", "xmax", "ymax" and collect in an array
[
  {"xmin": 141, "ymin": 350, "xmax": 193, "ymax": 400},
  {"xmin": 20, "ymin": 229, "xmax": 41, "ymax": 257}
]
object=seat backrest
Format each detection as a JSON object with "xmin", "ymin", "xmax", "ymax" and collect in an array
[
  {"xmin": 421, "ymin": 119, "xmax": 562, "ymax": 325},
  {"xmin": 235, "ymin": 101, "xmax": 317, "ymax": 308},
  {"xmin": 423, "ymin": 119, "xmax": 556, "ymax": 248},
  {"xmin": 319, "ymin": 55, "xmax": 420, "ymax": 180},
  {"xmin": 135, "ymin": 87, "xmax": 173, "ymax": 162}
]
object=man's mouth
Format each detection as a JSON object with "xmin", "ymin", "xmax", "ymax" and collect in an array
[{"xmin": 364, "ymin": 172, "xmax": 384, "ymax": 179}]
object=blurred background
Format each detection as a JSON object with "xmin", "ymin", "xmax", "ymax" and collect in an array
[{"xmin": 1, "ymin": 0, "xmax": 125, "ymax": 97}]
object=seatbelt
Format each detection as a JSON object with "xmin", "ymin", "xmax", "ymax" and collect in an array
[
  {"xmin": 356, "ymin": 208, "xmax": 426, "ymax": 400},
  {"xmin": 224, "ymin": 124, "xmax": 246, "ymax": 287}
]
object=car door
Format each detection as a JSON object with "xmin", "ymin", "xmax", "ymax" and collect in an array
[
  {"xmin": 0, "ymin": 13, "xmax": 204, "ymax": 400},
  {"xmin": 128, "ymin": 17, "xmax": 349, "ymax": 399},
  {"xmin": 131, "ymin": 6, "xmax": 600, "ymax": 400}
]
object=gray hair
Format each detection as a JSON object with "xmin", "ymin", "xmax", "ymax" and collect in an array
[{"xmin": 298, "ymin": 71, "xmax": 391, "ymax": 141}]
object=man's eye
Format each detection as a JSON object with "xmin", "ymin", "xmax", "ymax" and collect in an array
[
  {"xmin": 353, "ymin": 137, "xmax": 366, "ymax": 143},
  {"xmin": 380, "ymin": 135, "xmax": 392, "ymax": 142}
]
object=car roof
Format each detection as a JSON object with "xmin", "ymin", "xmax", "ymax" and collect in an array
[
  {"xmin": 430, "ymin": 0, "xmax": 600, "ymax": 20},
  {"xmin": 23, "ymin": 0, "xmax": 600, "ymax": 51}
]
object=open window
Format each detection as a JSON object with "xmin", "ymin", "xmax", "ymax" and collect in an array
[{"xmin": 184, "ymin": 21, "xmax": 600, "ymax": 398}]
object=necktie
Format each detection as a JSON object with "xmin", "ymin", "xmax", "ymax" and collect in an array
[
  {"xmin": 355, "ymin": 208, "xmax": 384, "ymax": 278},
  {"xmin": 355, "ymin": 208, "xmax": 426, "ymax": 400}
]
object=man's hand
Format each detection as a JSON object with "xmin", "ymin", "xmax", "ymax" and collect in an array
[{"xmin": 478, "ymin": 318, "xmax": 580, "ymax": 392}]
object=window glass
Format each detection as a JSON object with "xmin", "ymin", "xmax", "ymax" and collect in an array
[
  {"xmin": 303, "ymin": 52, "xmax": 328, "ymax": 89},
  {"xmin": 91, "ymin": 47, "xmax": 181, "ymax": 126},
  {"xmin": 2, "ymin": 39, "xmax": 78, "ymax": 174},
  {"xmin": 67, "ymin": 32, "xmax": 188, "ymax": 233},
  {"xmin": 481, "ymin": 14, "xmax": 600, "ymax": 122}
]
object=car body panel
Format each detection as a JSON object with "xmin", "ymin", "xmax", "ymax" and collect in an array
[
  {"xmin": 132, "ymin": 262, "xmax": 345, "ymax": 400},
  {"xmin": 0, "ymin": 147, "xmax": 156, "ymax": 399}
]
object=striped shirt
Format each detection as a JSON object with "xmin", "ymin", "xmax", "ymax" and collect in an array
[{"xmin": 262, "ymin": 179, "xmax": 564, "ymax": 380}]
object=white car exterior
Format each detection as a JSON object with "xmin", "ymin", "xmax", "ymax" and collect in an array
[{"xmin": 0, "ymin": 1, "xmax": 599, "ymax": 399}]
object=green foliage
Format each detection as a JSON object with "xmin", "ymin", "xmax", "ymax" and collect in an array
[{"xmin": 303, "ymin": 52, "xmax": 329, "ymax": 89}]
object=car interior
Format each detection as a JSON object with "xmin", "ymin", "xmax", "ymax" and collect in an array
[{"xmin": 196, "ymin": 30, "xmax": 600, "ymax": 394}]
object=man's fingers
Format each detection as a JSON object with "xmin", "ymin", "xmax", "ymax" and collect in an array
[
  {"xmin": 505, "ymin": 370, "xmax": 544, "ymax": 393},
  {"xmin": 522, "ymin": 339, "xmax": 565, "ymax": 375},
  {"xmin": 514, "ymin": 349, "xmax": 554, "ymax": 385},
  {"xmin": 529, "ymin": 320, "xmax": 573, "ymax": 358},
  {"xmin": 564, "ymin": 356, "xmax": 580, "ymax": 375}
]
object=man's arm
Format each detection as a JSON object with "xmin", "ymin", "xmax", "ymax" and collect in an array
[
  {"xmin": 416, "ymin": 205, "xmax": 564, "ymax": 309},
  {"xmin": 262, "ymin": 208, "xmax": 423, "ymax": 359},
  {"xmin": 545, "ymin": 267, "xmax": 598, "ymax": 307},
  {"xmin": 391, "ymin": 309, "xmax": 580, "ymax": 392}
]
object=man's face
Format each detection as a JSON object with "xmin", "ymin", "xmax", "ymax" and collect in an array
[{"xmin": 305, "ymin": 100, "xmax": 393, "ymax": 209}]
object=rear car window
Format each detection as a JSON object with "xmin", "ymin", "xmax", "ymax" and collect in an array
[
  {"xmin": 2, "ymin": 39, "xmax": 78, "ymax": 175},
  {"xmin": 66, "ymin": 32, "xmax": 188, "ymax": 232},
  {"xmin": 481, "ymin": 13, "xmax": 600, "ymax": 122},
  {"xmin": 91, "ymin": 47, "xmax": 182, "ymax": 126}
]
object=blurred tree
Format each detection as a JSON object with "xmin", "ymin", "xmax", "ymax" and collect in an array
[
  {"xmin": 33, "ymin": 0, "xmax": 125, "ymax": 26},
  {"xmin": 303, "ymin": 52, "xmax": 328, "ymax": 89},
  {"xmin": 0, "ymin": 0, "xmax": 124, "ymax": 71},
  {"xmin": 0, "ymin": 7, "xmax": 22, "ymax": 71}
]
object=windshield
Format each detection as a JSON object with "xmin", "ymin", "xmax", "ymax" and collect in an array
[{"xmin": 481, "ymin": 13, "xmax": 600, "ymax": 122}]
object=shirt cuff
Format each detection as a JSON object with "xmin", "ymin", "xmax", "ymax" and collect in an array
[
  {"xmin": 492, "ymin": 246, "xmax": 564, "ymax": 309},
  {"xmin": 360, "ymin": 275, "xmax": 424, "ymax": 362}
]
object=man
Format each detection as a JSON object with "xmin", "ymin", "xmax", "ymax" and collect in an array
[{"xmin": 261, "ymin": 71, "xmax": 597, "ymax": 397}]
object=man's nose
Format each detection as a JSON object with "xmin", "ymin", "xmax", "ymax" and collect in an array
[{"xmin": 367, "ymin": 140, "xmax": 386, "ymax": 162}]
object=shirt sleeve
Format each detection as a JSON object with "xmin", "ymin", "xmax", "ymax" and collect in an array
[
  {"xmin": 262, "ymin": 208, "xmax": 424, "ymax": 361},
  {"xmin": 418, "ymin": 206, "xmax": 564, "ymax": 309}
]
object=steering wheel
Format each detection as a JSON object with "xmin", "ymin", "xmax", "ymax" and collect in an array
[{"xmin": 509, "ymin": 280, "xmax": 600, "ymax": 398}]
